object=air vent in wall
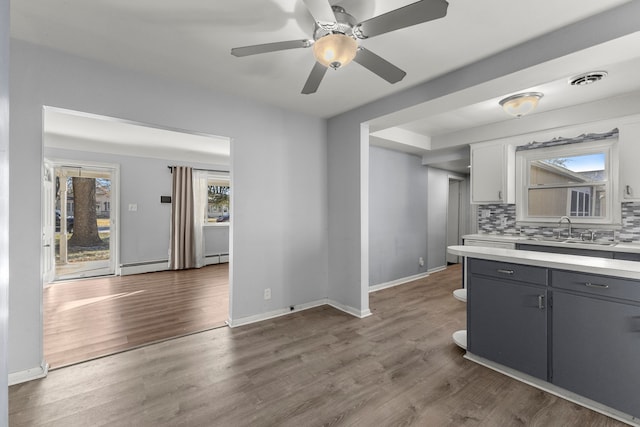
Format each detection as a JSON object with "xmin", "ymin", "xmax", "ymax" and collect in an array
[{"xmin": 569, "ymin": 71, "xmax": 608, "ymax": 86}]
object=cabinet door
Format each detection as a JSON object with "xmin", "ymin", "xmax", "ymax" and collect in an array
[
  {"xmin": 552, "ymin": 291, "xmax": 640, "ymax": 418},
  {"xmin": 468, "ymin": 275, "xmax": 548, "ymax": 380},
  {"xmin": 619, "ymin": 122, "xmax": 640, "ymax": 201},
  {"xmin": 470, "ymin": 143, "xmax": 514, "ymax": 204}
]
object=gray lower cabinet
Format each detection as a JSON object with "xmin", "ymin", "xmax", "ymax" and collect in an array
[
  {"xmin": 551, "ymin": 271, "xmax": 640, "ymax": 418},
  {"xmin": 613, "ymin": 251, "xmax": 640, "ymax": 261},
  {"xmin": 517, "ymin": 243, "xmax": 614, "ymax": 258},
  {"xmin": 467, "ymin": 258, "xmax": 548, "ymax": 380},
  {"xmin": 468, "ymin": 258, "xmax": 640, "ymax": 419}
]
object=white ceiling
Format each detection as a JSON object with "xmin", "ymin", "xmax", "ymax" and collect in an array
[
  {"xmin": 10, "ymin": 0, "xmax": 631, "ymax": 118},
  {"xmin": 44, "ymin": 108, "xmax": 231, "ymax": 166},
  {"xmin": 11, "ymin": 0, "xmax": 640, "ymax": 171}
]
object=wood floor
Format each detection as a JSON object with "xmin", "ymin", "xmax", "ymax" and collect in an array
[
  {"xmin": 11, "ymin": 265, "xmax": 625, "ymax": 426},
  {"xmin": 44, "ymin": 263, "xmax": 229, "ymax": 369}
]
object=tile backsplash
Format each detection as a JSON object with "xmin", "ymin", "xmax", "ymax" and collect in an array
[{"xmin": 477, "ymin": 202, "xmax": 640, "ymax": 242}]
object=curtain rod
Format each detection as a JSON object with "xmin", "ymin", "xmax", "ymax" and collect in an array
[{"xmin": 167, "ymin": 166, "xmax": 229, "ymax": 173}]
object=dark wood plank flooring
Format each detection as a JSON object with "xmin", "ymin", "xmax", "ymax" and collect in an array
[
  {"xmin": 44, "ymin": 264, "xmax": 229, "ymax": 369},
  {"xmin": 11, "ymin": 265, "xmax": 626, "ymax": 426}
]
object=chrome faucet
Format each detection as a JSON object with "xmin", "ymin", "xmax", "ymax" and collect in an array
[{"xmin": 559, "ymin": 216, "xmax": 572, "ymax": 238}]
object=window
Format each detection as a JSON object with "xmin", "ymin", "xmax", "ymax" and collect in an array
[
  {"xmin": 516, "ymin": 139, "xmax": 619, "ymax": 225},
  {"xmin": 206, "ymin": 173, "xmax": 230, "ymax": 224}
]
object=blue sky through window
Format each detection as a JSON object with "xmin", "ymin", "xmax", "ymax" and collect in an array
[{"xmin": 543, "ymin": 153, "xmax": 605, "ymax": 172}]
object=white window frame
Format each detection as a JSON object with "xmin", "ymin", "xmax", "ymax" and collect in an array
[
  {"xmin": 516, "ymin": 139, "xmax": 620, "ymax": 226},
  {"xmin": 204, "ymin": 172, "xmax": 230, "ymax": 227}
]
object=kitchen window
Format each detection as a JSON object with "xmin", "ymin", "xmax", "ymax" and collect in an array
[{"xmin": 516, "ymin": 139, "xmax": 619, "ymax": 225}]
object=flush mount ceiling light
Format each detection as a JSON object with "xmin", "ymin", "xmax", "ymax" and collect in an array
[{"xmin": 499, "ymin": 92, "xmax": 544, "ymax": 118}]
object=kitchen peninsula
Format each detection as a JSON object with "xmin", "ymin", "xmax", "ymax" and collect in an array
[{"xmin": 448, "ymin": 244, "xmax": 640, "ymax": 426}]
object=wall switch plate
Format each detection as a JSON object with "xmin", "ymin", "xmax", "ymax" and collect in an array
[{"xmin": 264, "ymin": 288, "xmax": 271, "ymax": 300}]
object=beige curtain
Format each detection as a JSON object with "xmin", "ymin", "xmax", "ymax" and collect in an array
[
  {"xmin": 169, "ymin": 166, "xmax": 195, "ymax": 270},
  {"xmin": 192, "ymin": 169, "xmax": 208, "ymax": 268}
]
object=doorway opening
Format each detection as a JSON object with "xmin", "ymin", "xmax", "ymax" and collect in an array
[
  {"xmin": 42, "ymin": 107, "xmax": 232, "ymax": 368},
  {"xmin": 447, "ymin": 177, "xmax": 465, "ymax": 265}
]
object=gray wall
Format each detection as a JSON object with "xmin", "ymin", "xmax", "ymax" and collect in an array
[
  {"xmin": 326, "ymin": 3, "xmax": 640, "ymax": 314},
  {"xmin": 45, "ymin": 146, "xmax": 230, "ymax": 265},
  {"xmin": 0, "ymin": 0, "xmax": 9, "ymax": 422},
  {"xmin": 9, "ymin": 39, "xmax": 328, "ymax": 377},
  {"xmin": 369, "ymin": 146, "xmax": 428, "ymax": 286}
]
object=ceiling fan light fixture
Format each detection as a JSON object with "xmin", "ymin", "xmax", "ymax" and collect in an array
[
  {"xmin": 312, "ymin": 33, "xmax": 357, "ymax": 69},
  {"xmin": 499, "ymin": 92, "xmax": 544, "ymax": 118}
]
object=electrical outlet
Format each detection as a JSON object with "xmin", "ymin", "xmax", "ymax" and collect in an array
[
  {"xmin": 419, "ymin": 257, "xmax": 425, "ymax": 267},
  {"xmin": 264, "ymin": 288, "xmax": 271, "ymax": 300},
  {"xmin": 128, "ymin": 203, "xmax": 137, "ymax": 212},
  {"xmin": 482, "ymin": 209, "xmax": 490, "ymax": 218}
]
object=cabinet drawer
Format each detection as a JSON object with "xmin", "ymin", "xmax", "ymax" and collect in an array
[
  {"xmin": 551, "ymin": 270, "xmax": 640, "ymax": 303},
  {"xmin": 468, "ymin": 258, "xmax": 547, "ymax": 286}
]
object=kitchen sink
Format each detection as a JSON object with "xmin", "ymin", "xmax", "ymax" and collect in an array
[
  {"xmin": 563, "ymin": 239, "xmax": 618, "ymax": 246},
  {"xmin": 525, "ymin": 237, "xmax": 618, "ymax": 246}
]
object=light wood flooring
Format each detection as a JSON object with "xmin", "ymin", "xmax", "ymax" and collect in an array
[
  {"xmin": 44, "ymin": 263, "xmax": 229, "ymax": 369},
  {"xmin": 11, "ymin": 265, "xmax": 625, "ymax": 426}
]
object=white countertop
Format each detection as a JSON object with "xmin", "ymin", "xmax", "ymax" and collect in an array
[
  {"xmin": 462, "ymin": 233, "xmax": 640, "ymax": 253},
  {"xmin": 448, "ymin": 245, "xmax": 640, "ymax": 280}
]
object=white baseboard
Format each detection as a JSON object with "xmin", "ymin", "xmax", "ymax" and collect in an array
[
  {"xmin": 204, "ymin": 255, "xmax": 220, "ymax": 266},
  {"xmin": 465, "ymin": 353, "xmax": 640, "ymax": 427},
  {"xmin": 120, "ymin": 261, "xmax": 168, "ymax": 276},
  {"xmin": 228, "ymin": 298, "xmax": 371, "ymax": 328},
  {"xmin": 427, "ymin": 265, "xmax": 447, "ymax": 274},
  {"xmin": 327, "ymin": 299, "xmax": 372, "ymax": 318},
  {"xmin": 121, "ymin": 257, "xmax": 229, "ymax": 275},
  {"xmin": 9, "ymin": 362, "xmax": 49, "ymax": 386},
  {"xmin": 227, "ymin": 299, "xmax": 328, "ymax": 328},
  {"xmin": 369, "ymin": 271, "xmax": 430, "ymax": 293}
]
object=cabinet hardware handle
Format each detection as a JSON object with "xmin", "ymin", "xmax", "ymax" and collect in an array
[
  {"xmin": 627, "ymin": 185, "xmax": 632, "ymax": 196},
  {"xmin": 585, "ymin": 282, "xmax": 609, "ymax": 289},
  {"xmin": 497, "ymin": 269, "xmax": 514, "ymax": 275},
  {"xmin": 498, "ymin": 190, "xmax": 502, "ymax": 200},
  {"xmin": 43, "ymin": 244, "xmax": 51, "ymax": 248},
  {"xmin": 538, "ymin": 295, "xmax": 545, "ymax": 310}
]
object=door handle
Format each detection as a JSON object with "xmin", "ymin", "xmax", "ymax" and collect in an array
[
  {"xmin": 585, "ymin": 282, "xmax": 609, "ymax": 289},
  {"xmin": 538, "ymin": 295, "xmax": 545, "ymax": 310}
]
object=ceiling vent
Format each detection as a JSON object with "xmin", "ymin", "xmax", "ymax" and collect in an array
[{"xmin": 569, "ymin": 71, "xmax": 608, "ymax": 86}]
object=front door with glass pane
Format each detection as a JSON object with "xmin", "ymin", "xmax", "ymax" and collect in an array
[{"xmin": 51, "ymin": 163, "xmax": 117, "ymax": 280}]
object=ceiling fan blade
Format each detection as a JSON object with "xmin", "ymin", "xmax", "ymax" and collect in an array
[
  {"xmin": 355, "ymin": 0, "xmax": 448, "ymax": 39},
  {"xmin": 231, "ymin": 39, "xmax": 312, "ymax": 57},
  {"xmin": 302, "ymin": 0, "xmax": 336, "ymax": 23},
  {"xmin": 353, "ymin": 47, "xmax": 406, "ymax": 84},
  {"xmin": 302, "ymin": 62, "xmax": 328, "ymax": 94}
]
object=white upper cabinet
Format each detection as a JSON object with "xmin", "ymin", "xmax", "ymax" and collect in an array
[
  {"xmin": 470, "ymin": 141, "xmax": 515, "ymax": 204},
  {"xmin": 619, "ymin": 122, "xmax": 640, "ymax": 201}
]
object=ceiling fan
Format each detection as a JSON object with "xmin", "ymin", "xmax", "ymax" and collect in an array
[{"xmin": 230, "ymin": 0, "xmax": 449, "ymax": 94}]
